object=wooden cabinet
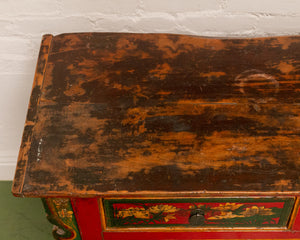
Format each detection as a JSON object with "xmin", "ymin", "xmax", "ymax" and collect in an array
[{"xmin": 12, "ymin": 33, "xmax": 300, "ymax": 239}]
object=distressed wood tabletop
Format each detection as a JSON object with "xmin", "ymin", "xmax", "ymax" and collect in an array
[{"xmin": 12, "ymin": 33, "xmax": 300, "ymax": 197}]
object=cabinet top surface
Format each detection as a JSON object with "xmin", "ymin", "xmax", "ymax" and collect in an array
[{"xmin": 12, "ymin": 33, "xmax": 300, "ymax": 197}]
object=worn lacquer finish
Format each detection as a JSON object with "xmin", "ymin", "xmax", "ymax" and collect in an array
[
  {"xmin": 12, "ymin": 33, "xmax": 300, "ymax": 197},
  {"xmin": 12, "ymin": 34, "xmax": 53, "ymax": 195}
]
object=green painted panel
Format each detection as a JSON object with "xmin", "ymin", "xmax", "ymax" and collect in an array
[{"xmin": 104, "ymin": 197, "xmax": 295, "ymax": 228}]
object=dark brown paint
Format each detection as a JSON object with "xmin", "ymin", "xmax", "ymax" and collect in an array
[{"xmin": 12, "ymin": 33, "xmax": 300, "ymax": 197}]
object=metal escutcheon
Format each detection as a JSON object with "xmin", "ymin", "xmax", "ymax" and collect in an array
[{"xmin": 189, "ymin": 209, "xmax": 205, "ymax": 226}]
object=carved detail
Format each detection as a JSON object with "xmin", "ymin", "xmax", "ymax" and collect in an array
[{"xmin": 42, "ymin": 198, "xmax": 81, "ymax": 240}]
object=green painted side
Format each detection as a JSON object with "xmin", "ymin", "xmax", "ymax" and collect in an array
[
  {"xmin": 104, "ymin": 197, "xmax": 295, "ymax": 228},
  {"xmin": 42, "ymin": 198, "xmax": 81, "ymax": 240},
  {"xmin": 0, "ymin": 181, "xmax": 52, "ymax": 240}
]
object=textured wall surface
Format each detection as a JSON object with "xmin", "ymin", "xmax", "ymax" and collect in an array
[{"xmin": 1, "ymin": 0, "xmax": 300, "ymax": 180}]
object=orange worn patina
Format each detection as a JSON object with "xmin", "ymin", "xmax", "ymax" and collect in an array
[{"xmin": 12, "ymin": 33, "xmax": 300, "ymax": 197}]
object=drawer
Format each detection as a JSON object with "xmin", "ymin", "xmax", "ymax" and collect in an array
[{"xmin": 103, "ymin": 197, "xmax": 295, "ymax": 229}]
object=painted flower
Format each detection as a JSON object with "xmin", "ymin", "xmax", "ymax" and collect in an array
[
  {"xmin": 211, "ymin": 203, "xmax": 244, "ymax": 211},
  {"xmin": 149, "ymin": 205, "xmax": 177, "ymax": 214},
  {"xmin": 116, "ymin": 207, "xmax": 150, "ymax": 219},
  {"xmin": 164, "ymin": 213, "xmax": 176, "ymax": 222},
  {"xmin": 241, "ymin": 206, "xmax": 273, "ymax": 217},
  {"xmin": 208, "ymin": 211, "xmax": 243, "ymax": 220},
  {"xmin": 53, "ymin": 199, "xmax": 69, "ymax": 209},
  {"xmin": 116, "ymin": 205, "xmax": 178, "ymax": 222},
  {"xmin": 58, "ymin": 209, "xmax": 74, "ymax": 220}
]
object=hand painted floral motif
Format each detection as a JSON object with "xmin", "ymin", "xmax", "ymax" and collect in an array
[
  {"xmin": 52, "ymin": 199, "xmax": 74, "ymax": 221},
  {"xmin": 105, "ymin": 198, "xmax": 294, "ymax": 228},
  {"xmin": 241, "ymin": 206, "xmax": 273, "ymax": 217},
  {"xmin": 42, "ymin": 198, "xmax": 81, "ymax": 240},
  {"xmin": 149, "ymin": 204, "xmax": 177, "ymax": 214},
  {"xmin": 117, "ymin": 207, "xmax": 150, "ymax": 219},
  {"xmin": 208, "ymin": 211, "xmax": 244, "ymax": 220},
  {"xmin": 164, "ymin": 213, "xmax": 176, "ymax": 223},
  {"xmin": 205, "ymin": 204, "xmax": 275, "ymax": 220},
  {"xmin": 189, "ymin": 202, "xmax": 280, "ymax": 225},
  {"xmin": 211, "ymin": 203, "xmax": 244, "ymax": 211},
  {"xmin": 115, "ymin": 204, "xmax": 178, "ymax": 224}
]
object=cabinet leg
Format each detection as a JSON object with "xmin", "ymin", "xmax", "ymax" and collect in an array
[{"xmin": 42, "ymin": 198, "xmax": 81, "ymax": 240}]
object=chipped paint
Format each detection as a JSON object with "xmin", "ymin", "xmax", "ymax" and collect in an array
[{"xmin": 37, "ymin": 138, "xmax": 43, "ymax": 162}]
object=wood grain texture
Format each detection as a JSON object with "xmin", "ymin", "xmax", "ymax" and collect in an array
[
  {"xmin": 12, "ymin": 34, "xmax": 53, "ymax": 196},
  {"xmin": 12, "ymin": 33, "xmax": 300, "ymax": 197}
]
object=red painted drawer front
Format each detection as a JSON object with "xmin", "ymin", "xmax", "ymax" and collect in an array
[{"xmin": 103, "ymin": 198, "xmax": 295, "ymax": 229}]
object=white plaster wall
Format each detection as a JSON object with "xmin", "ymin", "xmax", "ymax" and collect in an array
[{"xmin": 0, "ymin": 0, "xmax": 300, "ymax": 180}]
